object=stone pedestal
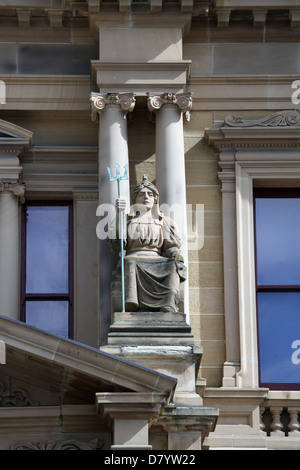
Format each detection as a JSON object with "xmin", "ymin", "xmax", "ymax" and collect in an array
[
  {"xmin": 107, "ymin": 311, "xmax": 194, "ymax": 346},
  {"xmin": 102, "ymin": 310, "xmax": 219, "ymax": 450}
]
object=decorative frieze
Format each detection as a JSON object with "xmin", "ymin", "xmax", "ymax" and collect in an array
[
  {"xmin": 90, "ymin": 92, "xmax": 136, "ymax": 121},
  {"xmin": 225, "ymin": 110, "xmax": 300, "ymax": 127}
]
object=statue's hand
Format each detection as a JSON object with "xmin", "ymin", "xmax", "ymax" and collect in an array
[
  {"xmin": 116, "ymin": 197, "xmax": 127, "ymax": 211},
  {"xmin": 166, "ymin": 247, "xmax": 184, "ymax": 263},
  {"xmin": 172, "ymin": 253, "xmax": 184, "ymax": 262}
]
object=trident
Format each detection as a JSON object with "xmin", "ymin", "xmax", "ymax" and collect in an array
[{"xmin": 107, "ymin": 163, "xmax": 128, "ymax": 312}]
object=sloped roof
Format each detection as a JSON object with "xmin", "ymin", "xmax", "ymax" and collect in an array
[{"xmin": 0, "ymin": 316, "xmax": 176, "ymax": 405}]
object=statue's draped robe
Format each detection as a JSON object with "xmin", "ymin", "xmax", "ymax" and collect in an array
[{"xmin": 109, "ymin": 211, "xmax": 186, "ymax": 311}]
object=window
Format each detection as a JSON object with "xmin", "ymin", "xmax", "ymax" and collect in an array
[
  {"xmin": 254, "ymin": 189, "xmax": 300, "ymax": 390},
  {"xmin": 21, "ymin": 202, "xmax": 73, "ymax": 339}
]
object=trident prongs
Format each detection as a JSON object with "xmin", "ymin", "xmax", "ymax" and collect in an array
[{"xmin": 107, "ymin": 164, "xmax": 128, "ymax": 190}]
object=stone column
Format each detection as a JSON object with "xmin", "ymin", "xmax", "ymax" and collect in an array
[
  {"xmin": 0, "ymin": 155, "xmax": 25, "ymax": 320},
  {"xmin": 90, "ymin": 92, "xmax": 136, "ymax": 345},
  {"xmin": 147, "ymin": 92, "xmax": 192, "ymax": 315}
]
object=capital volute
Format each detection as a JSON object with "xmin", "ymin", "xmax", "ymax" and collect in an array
[
  {"xmin": 147, "ymin": 92, "xmax": 192, "ymax": 120},
  {"xmin": 0, "ymin": 182, "xmax": 25, "ymax": 202},
  {"xmin": 90, "ymin": 92, "xmax": 136, "ymax": 121}
]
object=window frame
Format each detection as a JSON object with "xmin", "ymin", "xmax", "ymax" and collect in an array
[
  {"xmin": 20, "ymin": 200, "xmax": 74, "ymax": 339},
  {"xmin": 205, "ymin": 112, "xmax": 300, "ymax": 390},
  {"xmin": 234, "ymin": 160, "xmax": 300, "ymax": 389},
  {"xmin": 254, "ymin": 187, "xmax": 300, "ymax": 390}
]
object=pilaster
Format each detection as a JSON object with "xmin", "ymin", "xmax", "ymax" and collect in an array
[{"xmin": 218, "ymin": 151, "xmax": 240, "ymax": 387}]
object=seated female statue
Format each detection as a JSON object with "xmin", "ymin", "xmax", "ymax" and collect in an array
[{"xmin": 109, "ymin": 176, "xmax": 186, "ymax": 312}]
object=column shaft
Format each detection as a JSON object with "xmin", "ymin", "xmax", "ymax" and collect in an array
[
  {"xmin": 99, "ymin": 107, "xmax": 131, "ymax": 207},
  {"xmin": 148, "ymin": 93, "xmax": 192, "ymax": 315},
  {"xmin": 156, "ymin": 105, "xmax": 187, "ymax": 242},
  {"xmin": 0, "ymin": 192, "xmax": 20, "ymax": 319},
  {"xmin": 90, "ymin": 93, "xmax": 135, "ymax": 345}
]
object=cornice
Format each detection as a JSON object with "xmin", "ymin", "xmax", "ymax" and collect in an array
[{"xmin": 0, "ymin": 2, "xmax": 299, "ymax": 31}]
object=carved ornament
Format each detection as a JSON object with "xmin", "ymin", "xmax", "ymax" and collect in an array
[
  {"xmin": 0, "ymin": 379, "xmax": 35, "ymax": 407},
  {"xmin": 90, "ymin": 92, "xmax": 136, "ymax": 121},
  {"xmin": 225, "ymin": 110, "xmax": 300, "ymax": 127},
  {"xmin": 0, "ymin": 182, "xmax": 25, "ymax": 201},
  {"xmin": 11, "ymin": 438, "xmax": 104, "ymax": 451},
  {"xmin": 147, "ymin": 92, "xmax": 192, "ymax": 120}
]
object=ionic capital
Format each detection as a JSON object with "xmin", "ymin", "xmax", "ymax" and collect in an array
[
  {"xmin": 147, "ymin": 92, "xmax": 192, "ymax": 119},
  {"xmin": 0, "ymin": 182, "xmax": 25, "ymax": 202},
  {"xmin": 90, "ymin": 92, "xmax": 136, "ymax": 121}
]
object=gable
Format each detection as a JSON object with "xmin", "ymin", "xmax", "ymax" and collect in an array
[{"xmin": 0, "ymin": 120, "xmax": 33, "ymax": 145}]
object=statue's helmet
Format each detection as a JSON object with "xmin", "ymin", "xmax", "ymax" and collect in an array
[{"xmin": 131, "ymin": 175, "xmax": 159, "ymax": 204}]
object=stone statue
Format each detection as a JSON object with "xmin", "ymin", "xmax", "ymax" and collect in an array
[{"xmin": 109, "ymin": 176, "xmax": 187, "ymax": 312}]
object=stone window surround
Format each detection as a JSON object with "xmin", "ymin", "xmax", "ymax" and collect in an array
[{"xmin": 205, "ymin": 110, "xmax": 300, "ymax": 389}]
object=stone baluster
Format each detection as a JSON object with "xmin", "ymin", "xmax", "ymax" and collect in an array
[
  {"xmin": 260, "ymin": 406, "xmax": 266, "ymax": 434},
  {"xmin": 270, "ymin": 407, "xmax": 284, "ymax": 436},
  {"xmin": 90, "ymin": 92, "xmax": 136, "ymax": 344},
  {"xmin": 288, "ymin": 407, "xmax": 300, "ymax": 436},
  {"xmin": 147, "ymin": 92, "xmax": 192, "ymax": 315}
]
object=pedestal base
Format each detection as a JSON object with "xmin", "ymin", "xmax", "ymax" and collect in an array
[
  {"xmin": 107, "ymin": 311, "xmax": 194, "ymax": 345},
  {"xmin": 102, "ymin": 310, "xmax": 219, "ymax": 449}
]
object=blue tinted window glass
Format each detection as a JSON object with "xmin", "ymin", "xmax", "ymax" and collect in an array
[
  {"xmin": 255, "ymin": 198, "xmax": 300, "ymax": 285},
  {"xmin": 257, "ymin": 292, "xmax": 300, "ymax": 384},
  {"xmin": 26, "ymin": 301, "xmax": 69, "ymax": 338},
  {"xmin": 26, "ymin": 206, "xmax": 69, "ymax": 294}
]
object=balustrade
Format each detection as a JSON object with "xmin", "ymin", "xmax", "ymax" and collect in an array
[{"xmin": 261, "ymin": 406, "xmax": 300, "ymax": 437}]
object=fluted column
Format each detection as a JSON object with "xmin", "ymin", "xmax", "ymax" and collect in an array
[
  {"xmin": 147, "ymin": 92, "xmax": 192, "ymax": 315},
  {"xmin": 0, "ymin": 154, "xmax": 25, "ymax": 320},
  {"xmin": 90, "ymin": 92, "xmax": 136, "ymax": 345}
]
